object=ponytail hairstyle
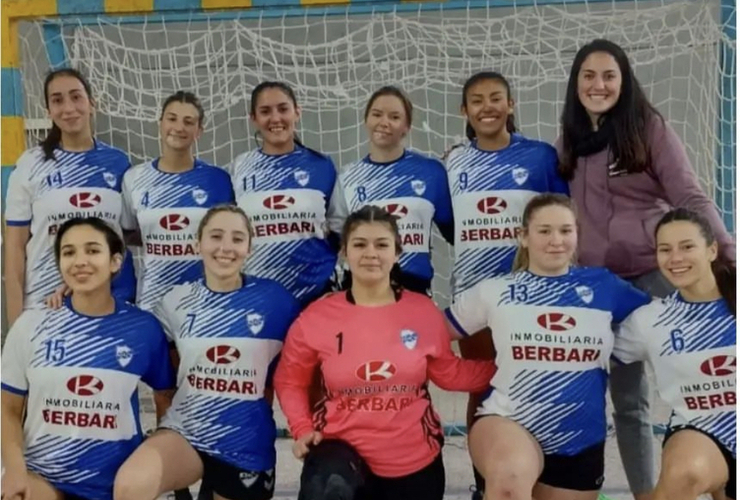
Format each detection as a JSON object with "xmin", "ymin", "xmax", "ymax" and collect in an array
[
  {"xmin": 461, "ymin": 71, "xmax": 517, "ymax": 141},
  {"xmin": 40, "ymin": 68, "xmax": 95, "ymax": 161},
  {"xmin": 54, "ymin": 217, "xmax": 125, "ymax": 280},
  {"xmin": 511, "ymin": 193, "xmax": 578, "ymax": 272},
  {"xmin": 655, "ymin": 208, "xmax": 735, "ymax": 317},
  {"xmin": 249, "ymin": 81, "xmax": 304, "ymax": 148},
  {"xmin": 340, "ymin": 205, "xmax": 404, "ymax": 289},
  {"xmin": 160, "ymin": 90, "xmax": 205, "ymax": 127}
]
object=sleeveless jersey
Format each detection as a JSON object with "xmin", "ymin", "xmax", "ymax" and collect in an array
[
  {"xmin": 121, "ymin": 158, "xmax": 233, "ymax": 311},
  {"xmin": 614, "ymin": 293, "xmax": 736, "ymax": 457},
  {"xmin": 0, "ymin": 298, "xmax": 174, "ymax": 500},
  {"xmin": 328, "ymin": 150, "xmax": 454, "ymax": 283},
  {"xmin": 446, "ymin": 267, "xmax": 650, "ymax": 455},
  {"xmin": 274, "ymin": 291, "xmax": 494, "ymax": 477},
  {"xmin": 5, "ymin": 143, "xmax": 132, "ymax": 307},
  {"xmin": 155, "ymin": 277, "xmax": 300, "ymax": 471},
  {"xmin": 229, "ymin": 145, "xmax": 338, "ymax": 304},
  {"xmin": 446, "ymin": 135, "xmax": 569, "ymax": 295}
]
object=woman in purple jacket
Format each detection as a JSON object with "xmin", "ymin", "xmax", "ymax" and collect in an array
[{"xmin": 557, "ymin": 39, "xmax": 735, "ymax": 500}]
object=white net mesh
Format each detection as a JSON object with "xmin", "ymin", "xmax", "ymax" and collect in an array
[{"xmin": 17, "ymin": 0, "xmax": 735, "ymax": 431}]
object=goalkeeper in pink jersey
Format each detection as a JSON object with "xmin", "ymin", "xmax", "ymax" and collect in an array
[{"xmin": 274, "ymin": 205, "xmax": 495, "ymax": 500}]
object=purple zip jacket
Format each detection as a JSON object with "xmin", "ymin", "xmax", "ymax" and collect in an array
[{"xmin": 556, "ymin": 115, "xmax": 735, "ymax": 278}]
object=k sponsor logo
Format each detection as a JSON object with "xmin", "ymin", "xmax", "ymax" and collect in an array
[
  {"xmin": 206, "ymin": 345, "xmax": 241, "ymax": 364},
  {"xmin": 356, "ymin": 361, "xmax": 397, "ymax": 382},
  {"xmin": 67, "ymin": 375, "xmax": 104, "ymax": 396},
  {"xmin": 700, "ymin": 355, "xmax": 736, "ymax": 376},
  {"xmin": 263, "ymin": 195, "xmax": 295, "ymax": 210},
  {"xmin": 476, "ymin": 197, "xmax": 507, "ymax": 214},
  {"xmin": 69, "ymin": 192, "xmax": 101, "ymax": 208},
  {"xmin": 385, "ymin": 203, "xmax": 408, "ymax": 218},
  {"xmin": 537, "ymin": 312, "xmax": 576, "ymax": 331},
  {"xmin": 159, "ymin": 214, "xmax": 190, "ymax": 231}
]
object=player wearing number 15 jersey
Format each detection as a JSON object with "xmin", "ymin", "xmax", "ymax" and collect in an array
[
  {"xmin": 1, "ymin": 218, "xmax": 174, "ymax": 500},
  {"xmin": 230, "ymin": 82, "xmax": 338, "ymax": 305},
  {"xmin": 613, "ymin": 209, "xmax": 736, "ymax": 500}
]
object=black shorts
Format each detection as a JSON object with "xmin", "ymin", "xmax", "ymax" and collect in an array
[
  {"xmin": 298, "ymin": 439, "xmax": 445, "ymax": 500},
  {"xmin": 538, "ymin": 441, "xmax": 605, "ymax": 491},
  {"xmin": 197, "ymin": 451, "xmax": 274, "ymax": 500},
  {"xmin": 664, "ymin": 425, "xmax": 736, "ymax": 499}
]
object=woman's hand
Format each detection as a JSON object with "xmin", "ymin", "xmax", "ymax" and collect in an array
[
  {"xmin": 1, "ymin": 466, "xmax": 30, "ymax": 500},
  {"xmin": 45, "ymin": 284, "xmax": 71, "ymax": 310},
  {"xmin": 292, "ymin": 431, "xmax": 323, "ymax": 460}
]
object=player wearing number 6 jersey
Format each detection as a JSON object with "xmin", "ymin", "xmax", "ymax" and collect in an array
[
  {"xmin": 115, "ymin": 205, "xmax": 300, "ymax": 500},
  {"xmin": 229, "ymin": 82, "xmax": 338, "ymax": 306},
  {"xmin": 275, "ymin": 206, "xmax": 494, "ymax": 500},
  {"xmin": 328, "ymin": 86, "xmax": 454, "ymax": 293},
  {"xmin": 446, "ymin": 194, "xmax": 650, "ymax": 500},
  {"xmin": 121, "ymin": 92, "xmax": 233, "ymax": 312},
  {"xmin": 1, "ymin": 217, "xmax": 175, "ymax": 500},
  {"xmin": 613, "ymin": 208, "xmax": 736, "ymax": 500}
]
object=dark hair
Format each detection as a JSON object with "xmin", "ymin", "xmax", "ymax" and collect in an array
[
  {"xmin": 655, "ymin": 208, "xmax": 735, "ymax": 316},
  {"xmin": 559, "ymin": 39, "xmax": 662, "ymax": 181},
  {"xmin": 160, "ymin": 91, "xmax": 205, "ymax": 127},
  {"xmin": 197, "ymin": 204, "xmax": 254, "ymax": 250},
  {"xmin": 461, "ymin": 71, "xmax": 517, "ymax": 141},
  {"xmin": 340, "ymin": 205, "xmax": 404, "ymax": 288},
  {"xmin": 249, "ymin": 81, "xmax": 304, "ymax": 147},
  {"xmin": 53, "ymin": 217, "xmax": 125, "ymax": 279},
  {"xmin": 364, "ymin": 86, "xmax": 413, "ymax": 127},
  {"xmin": 40, "ymin": 68, "xmax": 94, "ymax": 161},
  {"xmin": 512, "ymin": 193, "xmax": 578, "ymax": 272}
]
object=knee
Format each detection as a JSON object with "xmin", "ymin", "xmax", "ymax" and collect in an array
[
  {"xmin": 657, "ymin": 459, "xmax": 709, "ymax": 497},
  {"xmin": 299, "ymin": 473, "xmax": 357, "ymax": 500},
  {"xmin": 481, "ymin": 464, "xmax": 534, "ymax": 500},
  {"xmin": 114, "ymin": 463, "xmax": 159, "ymax": 500}
]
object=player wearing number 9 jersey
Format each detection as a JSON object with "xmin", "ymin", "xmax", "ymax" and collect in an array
[
  {"xmin": 328, "ymin": 86, "xmax": 454, "ymax": 293},
  {"xmin": 613, "ymin": 208, "xmax": 736, "ymax": 500},
  {"xmin": 229, "ymin": 82, "xmax": 338, "ymax": 306},
  {"xmin": 1, "ymin": 217, "xmax": 175, "ymax": 500},
  {"xmin": 121, "ymin": 92, "xmax": 233, "ymax": 312},
  {"xmin": 446, "ymin": 194, "xmax": 650, "ymax": 499},
  {"xmin": 114, "ymin": 205, "xmax": 300, "ymax": 500}
]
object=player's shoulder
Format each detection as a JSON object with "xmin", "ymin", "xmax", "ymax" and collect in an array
[
  {"xmin": 8, "ymin": 308, "xmax": 48, "ymax": 336},
  {"xmin": 512, "ymin": 134, "xmax": 557, "ymax": 156},
  {"xmin": 405, "ymin": 149, "xmax": 446, "ymax": 173},
  {"xmin": 123, "ymin": 160, "xmax": 154, "ymax": 181},
  {"xmin": 95, "ymin": 140, "xmax": 129, "ymax": 159},
  {"xmin": 161, "ymin": 281, "xmax": 199, "ymax": 306},
  {"xmin": 299, "ymin": 145, "xmax": 335, "ymax": 169},
  {"xmin": 195, "ymin": 158, "xmax": 227, "ymax": 176},
  {"xmin": 245, "ymin": 275, "xmax": 295, "ymax": 300},
  {"xmin": 231, "ymin": 148, "xmax": 261, "ymax": 168},
  {"xmin": 16, "ymin": 146, "xmax": 45, "ymax": 167},
  {"xmin": 444, "ymin": 141, "xmax": 473, "ymax": 165},
  {"xmin": 117, "ymin": 299, "xmax": 162, "ymax": 324}
]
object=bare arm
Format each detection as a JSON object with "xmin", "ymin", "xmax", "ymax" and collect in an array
[
  {"xmin": 4, "ymin": 225, "xmax": 30, "ymax": 327},
  {"xmin": 2, "ymin": 390, "xmax": 28, "ymax": 477}
]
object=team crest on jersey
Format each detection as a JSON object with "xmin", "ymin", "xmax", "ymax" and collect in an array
[
  {"xmin": 239, "ymin": 471, "xmax": 259, "ymax": 488},
  {"xmin": 575, "ymin": 285, "xmax": 594, "ymax": 304},
  {"xmin": 103, "ymin": 171, "xmax": 117, "ymax": 188},
  {"xmin": 294, "ymin": 169, "xmax": 310, "ymax": 186},
  {"xmin": 400, "ymin": 329, "xmax": 418, "ymax": 350},
  {"xmin": 512, "ymin": 167, "xmax": 529, "ymax": 186},
  {"xmin": 410, "ymin": 180, "xmax": 426, "ymax": 196},
  {"xmin": 246, "ymin": 313, "xmax": 264, "ymax": 335},
  {"xmin": 116, "ymin": 345, "xmax": 133, "ymax": 367},
  {"xmin": 192, "ymin": 188, "xmax": 208, "ymax": 205}
]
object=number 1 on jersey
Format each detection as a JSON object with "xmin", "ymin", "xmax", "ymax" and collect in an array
[{"xmin": 336, "ymin": 332, "xmax": 343, "ymax": 354}]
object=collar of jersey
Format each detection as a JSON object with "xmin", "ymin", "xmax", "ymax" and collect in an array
[
  {"xmin": 519, "ymin": 266, "xmax": 575, "ymax": 280},
  {"xmin": 152, "ymin": 157, "xmax": 200, "ymax": 174},
  {"xmin": 345, "ymin": 286, "xmax": 402, "ymax": 305},
  {"xmin": 200, "ymin": 275, "xmax": 247, "ymax": 294},
  {"xmin": 55, "ymin": 138, "xmax": 100, "ymax": 155},
  {"xmin": 258, "ymin": 144, "xmax": 301, "ymax": 158},
  {"xmin": 472, "ymin": 132, "xmax": 523, "ymax": 153},
  {"xmin": 63, "ymin": 295, "xmax": 121, "ymax": 318},
  {"xmin": 362, "ymin": 150, "xmax": 408, "ymax": 166}
]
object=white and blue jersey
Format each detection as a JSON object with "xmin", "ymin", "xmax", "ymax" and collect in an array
[
  {"xmin": 113, "ymin": 251, "xmax": 137, "ymax": 303},
  {"xmin": 229, "ymin": 145, "xmax": 338, "ymax": 304},
  {"xmin": 5, "ymin": 143, "xmax": 132, "ymax": 308},
  {"xmin": 446, "ymin": 135, "xmax": 569, "ymax": 296},
  {"xmin": 0, "ymin": 298, "xmax": 174, "ymax": 500},
  {"xmin": 121, "ymin": 158, "xmax": 233, "ymax": 311},
  {"xmin": 155, "ymin": 277, "xmax": 300, "ymax": 472},
  {"xmin": 328, "ymin": 150, "xmax": 454, "ymax": 284},
  {"xmin": 446, "ymin": 267, "xmax": 650, "ymax": 455},
  {"xmin": 614, "ymin": 294, "xmax": 736, "ymax": 457}
]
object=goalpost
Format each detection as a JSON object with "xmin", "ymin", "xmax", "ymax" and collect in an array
[{"xmin": 2, "ymin": 0, "xmax": 736, "ymax": 432}]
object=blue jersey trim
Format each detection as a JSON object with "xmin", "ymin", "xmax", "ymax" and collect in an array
[
  {"xmin": 444, "ymin": 308, "xmax": 470, "ymax": 337},
  {"xmin": 1, "ymin": 383, "xmax": 28, "ymax": 396},
  {"xmin": 6, "ymin": 219, "xmax": 31, "ymax": 226}
]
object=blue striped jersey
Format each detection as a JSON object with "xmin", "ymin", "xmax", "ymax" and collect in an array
[
  {"xmin": 614, "ymin": 293, "xmax": 736, "ymax": 457},
  {"xmin": 5, "ymin": 143, "xmax": 132, "ymax": 308},
  {"xmin": 154, "ymin": 277, "xmax": 300, "ymax": 471},
  {"xmin": 0, "ymin": 298, "xmax": 174, "ymax": 500},
  {"xmin": 446, "ymin": 135, "xmax": 569, "ymax": 296},
  {"xmin": 121, "ymin": 158, "xmax": 233, "ymax": 311},
  {"xmin": 229, "ymin": 145, "xmax": 338, "ymax": 304},
  {"xmin": 328, "ymin": 150, "xmax": 454, "ymax": 283},
  {"xmin": 446, "ymin": 267, "xmax": 650, "ymax": 455}
]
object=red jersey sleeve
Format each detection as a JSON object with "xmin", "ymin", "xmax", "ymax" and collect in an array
[{"xmin": 274, "ymin": 319, "xmax": 318, "ymax": 439}]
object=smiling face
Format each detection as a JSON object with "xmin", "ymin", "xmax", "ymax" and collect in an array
[
  {"xmin": 58, "ymin": 224, "xmax": 121, "ymax": 295},
  {"xmin": 343, "ymin": 221, "xmax": 400, "ymax": 287},
  {"xmin": 365, "ymin": 94, "xmax": 410, "ymax": 150},
  {"xmin": 462, "ymin": 78, "xmax": 514, "ymax": 140},
  {"xmin": 160, "ymin": 100, "xmax": 202, "ymax": 153},
  {"xmin": 577, "ymin": 51, "xmax": 623, "ymax": 124},
  {"xmin": 656, "ymin": 220, "xmax": 718, "ymax": 291},
  {"xmin": 250, "ymin": 87, "xmax": 300, "ymax": 152},
  {"xmin": 521, "ymin": 204, "xmax": 578, "ymax": 276},
  {"xmin": 46, "ymin": 75, "xmax": 94, "ymax": 139},
  {"xmin": 198, "ymin": 210, "xmax": 252, "ymax": 282}
]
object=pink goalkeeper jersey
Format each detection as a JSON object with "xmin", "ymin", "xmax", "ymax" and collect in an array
[{"xmin": 274, "ymin": 290, "xmax": 494, "ymax": 477}]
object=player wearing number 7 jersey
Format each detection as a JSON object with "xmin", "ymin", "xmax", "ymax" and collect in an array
[
  {"xmin": 613, "ymin": 208, "xmax": 736, "ymax": 500},
  {"xmin": 446, "ymin": 194, "xmax": 650, "ymax": 500}
]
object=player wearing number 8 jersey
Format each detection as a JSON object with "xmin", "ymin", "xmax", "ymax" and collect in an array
[
  {"xmin": 1, "ymin": 217, "xmax": 175, "ymax": 500},
  {"xmin": 446, "ymin": 194, "xmax": 650, "ymax": 499},
  {"xmin": 613, "ymin": 208, "xmax": 736, "ymax": 500},
  {"xmin": 328, "ymin": 86, "xmax": 454, "ymax": 293},
  {"xmin": 114, "ymin": 205, "xmax": 300, "ymax": 500},
  {"xmin": 229, "ymin": 82, "xmax": 338, "ymax": 306}
]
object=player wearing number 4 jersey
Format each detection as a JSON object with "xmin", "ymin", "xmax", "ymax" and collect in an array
[
  {"xmin": 1, "ymin": 218, "xmax": 175, "ymax": 500},
  {"xmin": 446, "ymin": 194, "xmax": 650, "ymax": 500},
  {"xmin": 275, "ymin": 206, "xmax": 494, "ymax": 500},
  {"xmin": 328, "ymin": 86, "xmax": 454, "ymax": 293},
  {"xmin": 229, "ymin": 82, "xmax": 338, "ymax": 306},
  {"xmin": 115, "ymin": 205, "xmax": 300, "ymax": 500},
  {"xmin": 613, "ymin": 208, "xmax": 736, "ymax": 500}
]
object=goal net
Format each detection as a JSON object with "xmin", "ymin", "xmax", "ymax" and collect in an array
[{"xmin": 13, "ymin": 0, "xmax": 736, "ymax": 432}]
